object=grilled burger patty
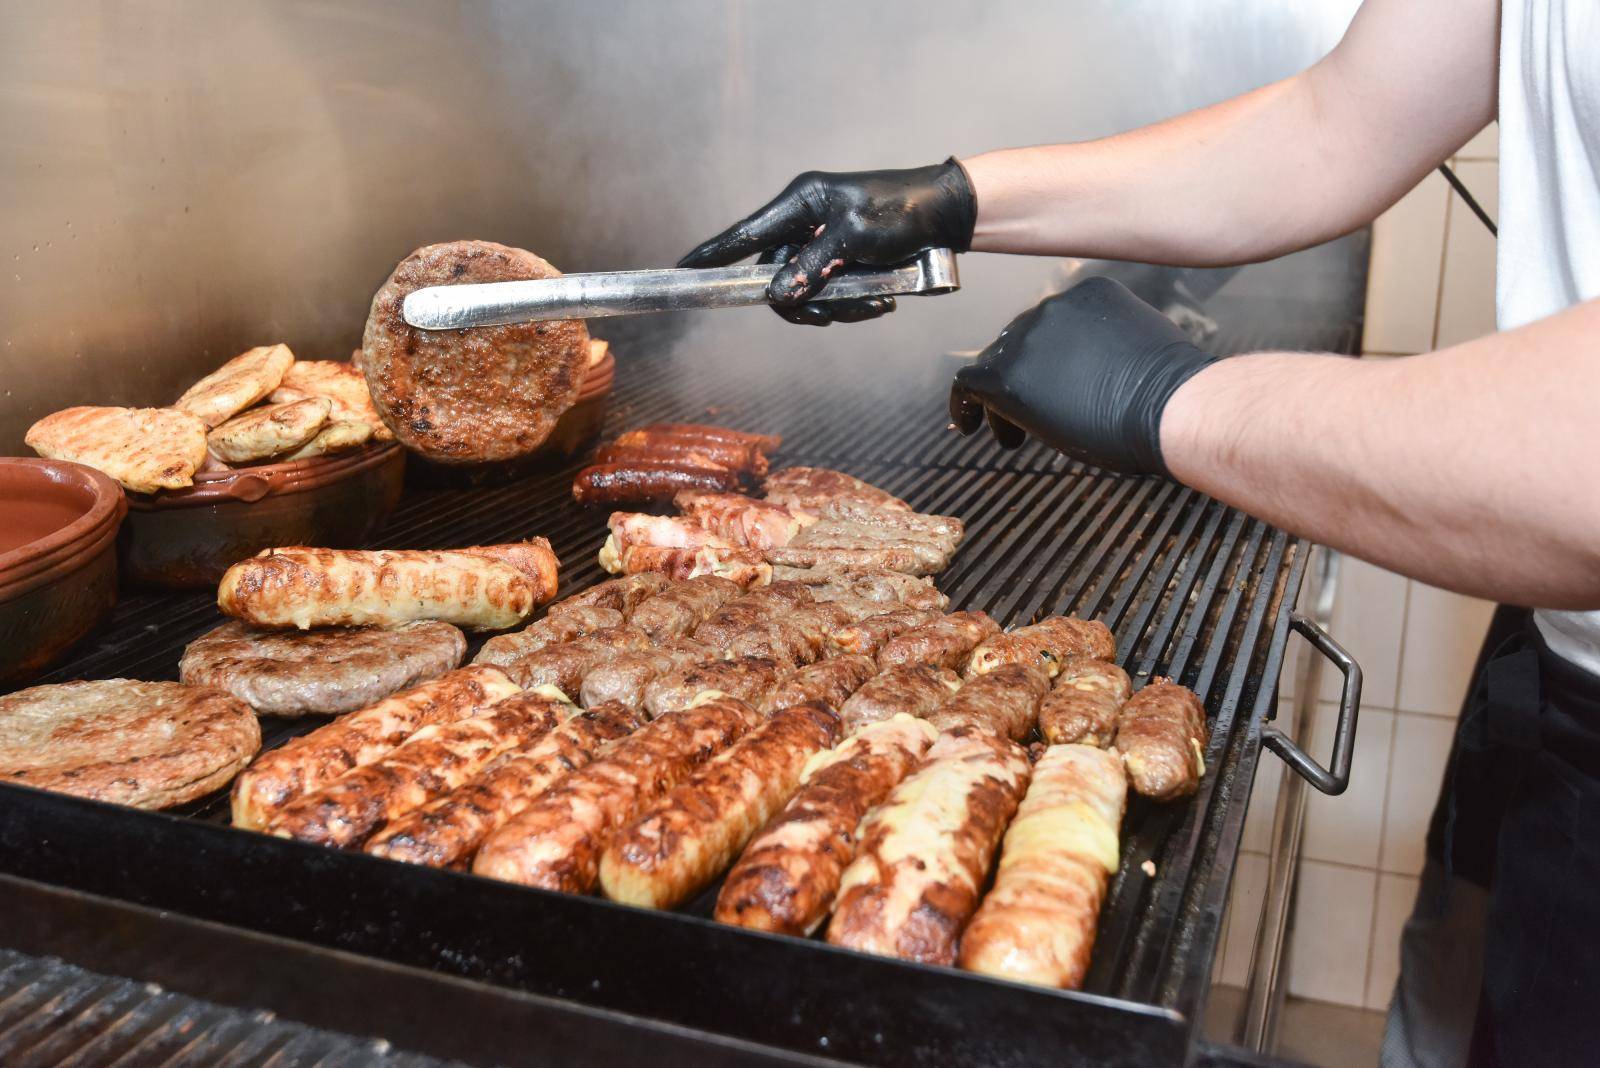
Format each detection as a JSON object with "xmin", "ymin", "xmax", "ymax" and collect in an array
[
  {"xmin": 362, "ymin": 240, "xmax": 589, "ymax": 463},
  {"xmin": 180, "ymin": 620, "xmax": 467, "ymax": 717}
]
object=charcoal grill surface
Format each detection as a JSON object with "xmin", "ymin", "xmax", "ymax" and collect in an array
[{"xmin": 3, "ymin": 261, "xmax": 1358, "ymax": 1064}]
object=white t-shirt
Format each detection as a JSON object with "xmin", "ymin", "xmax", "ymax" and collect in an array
[{"xmin": 1499, "ymin": 0, "xmax": 1600, "ymax": 676}]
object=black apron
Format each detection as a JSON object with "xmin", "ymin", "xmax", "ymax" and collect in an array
[{"xmin": 1426, "ymin": 607, "xmax": 1600, "ymax": 1067}]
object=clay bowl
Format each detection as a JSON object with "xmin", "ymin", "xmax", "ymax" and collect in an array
[
  {"xmin": 0, "ymin": 459, "xmax": 127, "ymax": 686},
  {"xmin": 120, "ymin": 441, "xmax": 405, "ymax": 589},
  {"xmin": 407, "ymin": 348, "xmax": 616, "ymax": 488}
]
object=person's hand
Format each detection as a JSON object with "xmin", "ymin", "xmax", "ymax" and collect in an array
[
  {"xmin": 678, "ymin": 160, "xmax": 977, "ymax": 326},
  {"xmin": 949, "ymin": 277, "xmax": 1222, "ymax": 476}
]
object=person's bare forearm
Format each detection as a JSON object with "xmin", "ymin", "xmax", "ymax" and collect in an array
[
  {"xmin": 1159, "ymin": 299, "xmax": 1600, "ymax": 609},
  {"xmin": 961, "ymin": 0, "xmax": 1497, "ymax": 265}
]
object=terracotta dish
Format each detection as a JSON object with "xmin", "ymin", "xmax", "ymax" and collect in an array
[
  {"xmin": 120, "ymin": 442, "xmax": 405, "ymax": 589},
  {"xmin": 0, "ymin": 458, "xmax": 127, "ymax": 685}
]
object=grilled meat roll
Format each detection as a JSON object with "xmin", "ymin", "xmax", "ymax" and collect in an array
[
  {"xmin": 724, "ymin": 601, "xmax": 853, "ymax": 668},
  {"xmin": 617, "ymin": 423, "xmax": 782, "ymax": 454},
  {"xmin": 492, "ymin": 625, "xmax": 653, "ymax": 693},
  {"xmin": 602, "ymin": 540, "xmax": 772, "ymax": 586},
  {"xmin": 549, "ymin": 573, "xmax": 670, "ymax": 618},
  {"xmin": 787, "ymin": 520, "xmax": 953, "ymax": 573},
  {"xmin": 716, "ymin": 714, "xmax": 938, "ymax": 936},
  {"xmin": 925, "ymin": 662, "xmax": 1051, "ymax": 742},
  {"xmin": 793, "ymin": 497, "xmax": 963, "ymax": 543},
  {"xmin": 472, "ymin": 696, "xmax": 759, "ymax": 892},
  {"xmin": 1115, "ymin": 679, "xmax": 1209, "ymax": 800},
  {"xmin": 573, "ymin": 462, "xmax": 740, "ymax": 506},
  {"xmin": 692, "ymin": 581, "xmax": 814, "ymax": 647},
  {"xmin": 759, "ymin": 655, "xmax": 878, "ymax": 716},
  {"xmin": 579, "ymin": 640, "xmax": 715, "ymax": 712},
  {"xmin": 763, "ymin": 467, "xmax": 910, "ymax": 513},
  {"xmin": 763, "ymin": 544, "xmax": 941, "ymax": 577},
  {"xmin": 674, "ymin": 492, "xmax": 813, "ymax": 549},
  {"xmin": 218, "ymin": 541, "xmax": 558, "ymax": 631},
  {"xmin": 772, "ymin": 565, "xmax": 949, "ymax": 611},
  {"xmin": 598, "ymin": 438, "xmax": 768, "ymax": 476},
  {"xmin": 830, "ymin": 608, "xmax": 939, "ymax": 657},
  {"xmin": 231, "ymin": 666, "xmax": 519, "ymax": 831},
  {"xmin": 642, "ymin": 656, "xmax": 782, "ymax": 719},
  {"xmin": 1039, "ymin": 657, "xmax": 1131, "ymax": 747},
  {"xmin": 958, "ymin": 744, "xmax": 1127, "ymax": 989},
  {"xmin": 629, "ymin": 576, "xmax": 743, "ymax": 640},
  {"xmin": 365, "ymin": 700, "xmax": 640, "ymax": 868},
  {"xmin": 838, "ymin": 664, "xmax": 963, "ymax": 734},
  {"xmin": 473, "ymin": 606, "xmax": 624, "ymax": 671},
  {"xmin": 877, "ymin": 611, "xmax": 1001, "ymax": 673},
  {"xmin": 600, "ymin": 702, "xmax": 840, "ymax": 909},
  {"xmin": 826, "ymin": 727, "xmax": 1031, "ymax": 964},
  {"xmin": 967, "ymin": 616, "xmax": 1116, "ymax": 678},
  {"xmin": 264, "ymin": 697, "xmax": 561, "ymax": 848}
]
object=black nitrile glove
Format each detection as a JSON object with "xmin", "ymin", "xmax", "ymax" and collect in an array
[
  {"xmin": 678, "ymin": 160, "xmax": 977, "ymax": 326},
  {"xmin": 949, "ymin": 276, "xmax": 1221, "ymax": 477}
]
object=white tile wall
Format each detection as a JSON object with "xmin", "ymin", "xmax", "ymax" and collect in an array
[
  {"xmin": 1318, "ymin": 560, "xmax": 1409, "ymax": 709},
  {"xmin": 1398, "ymin": 583, "xmax": 1496, "ymax": 717},
  {"xmin": 1435, "ymin": 160, "xmax": 1500, "ymax": 348},
  {"xmin": 1378, "ymin": 712, "xmax": 1457, "ymax": 876},
  {"xmin": 1287, "ymin": 861, "xmax": 1378, "ymax": 1006},
  {"xmin": 1218, "ymin": 851, "xmax": 1270, "ymax": 987},
  {"xmin": 1457, "ymin": 121, "xmax": 1499, "ymax": 161},
  {"xmin": 1362, "ymin": 172, "xmax": 1450, "ymax": 354},
  {"xmin": 1301, "ymin": 706, "xmax": 1395, "ymax": 868},
  {"xmin": 1366, "ymin": 873, "xmax": 1419, "ymax": 1009}
]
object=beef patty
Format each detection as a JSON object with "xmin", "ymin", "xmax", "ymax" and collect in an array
[
  {"xmin": 180, "ymin": 620, "xmax": 467, "ymax": 717},
  {"xmin": 361, "ymin": 240, "xmax": 589, "ymax": 463}
]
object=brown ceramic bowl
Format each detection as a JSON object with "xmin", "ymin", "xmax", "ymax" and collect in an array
[
  {"xmin": 120, "ymin": 441, "xmax": 406, "ymax": 589},
  {"xmin": 0, "ymin": 458, "xmax": 127, "ymax": 686}
]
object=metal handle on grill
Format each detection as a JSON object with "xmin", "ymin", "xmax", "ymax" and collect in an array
[{"xmin": 1262, "ymin": 612, "xmax": 1362, "ymax": 795}]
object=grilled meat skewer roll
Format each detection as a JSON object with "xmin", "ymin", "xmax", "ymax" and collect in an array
[
  {"xmin": 759, "ymin": 655, "xmax": 878, "ymax": 716},
  {"xmin": 838, "ymin": 664, "xmax": 962, "ymax": 734},
  {"xmin": 877, "ymin": 611, "xmax": 1001, "ymax": 673},
  {"xmin": 967, "ymin": 616, "xmax": 1116, "ymax": 678},
  {"xmin": 925, "ymin": 662, "xmax": 1051, "ymax": 742},
  {"xmin": 827, "ymin": 726, "xmax": 1032, "ymax": 964},
  {"xmin": 629, "ymin": 576, "xmax": 743, "ymax": 640},
  {"xmin": 550, "ymin": 573, "xmax": 671, "ymax": 617},
  {"xmin": 770, "ymin": 565, "xmax": 948, "ymax": 611},
  {"xmin": 958, "ymin": 744, "xmax": 1128, "ymax": 989},
  {"xmin": 725, "ymin": 602, "xmax": 853, "ymax": 668},
  {"xmin": 1115, "ymin": 679, "xmax": 1209, "ymax": 800},
  {"xmin": 366, "ymin": 701, "xmax": 640, "ymax": 868},
  {"xmin": 642, "ymin": 656, "xmax": 782, "ymax": 719},
  {"xmin": 763, "ymin": 467, "xmax": 910, "ymax": 513},
  {"xmin": 473, "ymin": 606, "xmax": 623, "ymax": 670},
  {"xmin": 491, "ymin": 625, "xmax": 653, "ymax": 693},
  {"xmin": 674, "ymin": 492, "xmax": 814, "ymax": 549},
  {"xmin": 600, "ymin": 703, "xmax": 841, "ymax": 909},
  {"xmin": 692, "ymin": 581, "xmax": 814, "ymax": 647},
  {"xmin": 830, "ymin": 608, "xmax": 938, "ymax": 657},
  {"xmin": 579, "ymin": 640, "xmax": 715, "ymax": 712},
  {"xmin": 716, "ymin": 714, "xmax": 938, "ymax": 936},
  {"xmin": 473, "ymin": 696, "xmax": 759, "ymax": 893},
  {"xmin": 1039, "ymin": 657, "xmax": 1132, "ymax": 747}
]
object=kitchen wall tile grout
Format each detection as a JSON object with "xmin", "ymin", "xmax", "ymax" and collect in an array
[{"xmin": 1430, "ymin": 166, "xmax": 1456, "ymax": 349}]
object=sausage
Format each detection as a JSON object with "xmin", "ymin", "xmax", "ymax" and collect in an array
[
  {"xmin": 763, "ymin": 544, "xmax": 941, "ymax": 577},
  {"xmin": 599, "ymin": 702, "xmax": 840, "ymax": 909},
  {"xmin": 692, "ymin": 582, "xmax": 814, "ymax": 647},
  {"xmin": 826, "ymin": 726, "xmax": 1032, "ymax": 964},
  {"xmin": 1115, "ymin": 678, "xmax": 1209, "ymax": 800},
  {"xmin": 838, "ymin": 664, "xmax": 962, "ymax": 734},
  {"xmin": 231, "ymin": 665, "xmax": 519, "ymax": 830},
  {"xmin": 642, "ymin": 656, "xmax": 782, "ymax": 719},
  {"xmin": 473, "ymin": 606, "xmax": 623, "ymax": 670},
  {"xmin": 579, "ymin": 639, "xmax": 715, "ymax": 711},
  {"xmin": 549, "ymin": 573, "xmax": 671, "ymax": 618},
  {"xmin": 958, "ymin": 744, "xmax": 1127, "ymax": 989},
  {"xmin": 759, "ymin": 655, "xmax": 878, "ymax": 716},
  {"xmin": 572, "ymin": 462, "xmax": 739, "ymax": 506},
  {"xmin": 596, "ymin": 439, "xmax": 767, "ymax": 476},
  {"xmin": 472, "ymin": 696, "xmax": 760, "ymax": 892},
  {"xmin": 830, "ymin": 608, "xmax": 938, "ymax": 657},
  {"xmin": 264, "ymin": 695, "xmax": 562, "ymax": 848},
  {"xmin": 877, "ymin": 611, "xmax": 1001, "ymax": 673},
  {"xmin": 492, "ymin": 625, "xmax": 653, "ymax": 693},
  {"xmin": 716, "ymin": 715, "xmax": 938, "ymax": 936},
  {"xmin": 724, "ymin": 602, "xmax": 852, "ymax": 669},
  {"xmin": 617, "ymin": 423, "xmax": 782, "ymax": 453},
  {"xmin": 629, "ymin": 576, "xmax": 743, "ymax": 640},
  {"xmin": 771, "ymin": 565, "xmax": 949, "ymax": 611},
  {"xmin": 1039, "ymin": 657, "xmax": 1131, "ymax": 747},
  {"xmin": 967, "ymin": 616, "xmax": 1116, "ymax": 678},
  {"xmin": 365, "ymin": 701, "xmax": 641, "ymax": 868},
  {"xmin": 788, "ymin": 520, "xmax": 953, "ymax": 571},
  {"xmin": 925, "ymin": 662, "xmax": 1051, "ymax": 742}
]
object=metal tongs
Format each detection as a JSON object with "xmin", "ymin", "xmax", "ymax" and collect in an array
[{"xmin": 401, "ymin": 248, "xmax": 960, "ymax": 329}]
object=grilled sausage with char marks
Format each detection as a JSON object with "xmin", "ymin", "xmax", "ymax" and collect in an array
[
  {"xmin": 925, "ymin": 662, "xmax": 1051, "ymax": 742},
  {"xmin": 629, "ymin": 576, "xmax": 743, "ymax": 640},
  {"xmin": 838, "ymin": 664, "xmax": 962, "ymax": 734},
  {"xmin": 967, "ymin": 616, "xmax": 1116, "ymax": 678},
  {"xmin": 642, "ymin": 656, "xmax": 782, "ymax": 719},
  {"xmin": 573, "ymin": 462, "xmax": 739, "ymax": 506},
  {"xmin": 1039, "ymin": 657, "xmax": 1131, "ymax": 747},
  {"xmin": 759, "ymin": 655, "xmax": 878, "ymax": 716},
  {"xmin": 830, "ymin": 608, "xmax": 938, "ymax": 657},
  {"xmin": 877, "ymin": 611, "xmax": 1001, "ymax": 673},
  {"xmin": 1115, "ymin": 679, "xmax": 1209, "ymax": 800}
]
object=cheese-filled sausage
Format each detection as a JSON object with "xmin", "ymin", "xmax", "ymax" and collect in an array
[
  {"xmin": 599, "ymin": 703, "xmax": 840, "ymax": 909},
  {"xmin": 264, "ymin": 696, "xmax": 562, "ymax": 848},
  {"xmin": 958, "ymin": 744, "xmax": 1127, "ymax": 989},
  {"xmin": 231, "ymin": 666, "xmax": 519, "ymax": 830},
  {"xmin": 967, "ymin": 616, "xmax": 1116, "ymax": 678},
  {"xmin": 365, "ymin": 701, "xmax": 640, "ymax": 868},
  {"xmin": 579, "ymin": 640, "xmax": 715, "ymax": 712},
  {"xmin": 716, "ymin": 715, "xmax": 938, "ymax": 936},
  {"xmin": 924, "ymin": 662, "xmax": 1051, "ymax": 742},
  {"xmin": 572, "ymin": 462, "xmax": 740, "ymax": 506},
  {"xmin": 759, "ymin": 655, "xmax": 877, "ymax": 716},
  {"xmin": 838, "ymin": 663, "xmax": 962, "ymax": 734},
  {"xmin": 473, "ymin": 696, "xmax": 759, "ymax": 893},
  {"xmin": 629, "ymin": 576, "xmax": 742, "ymax": 640},
  {"xmin": 473, "ymin": 606, "xmax": 623, "ymax": 670},
  {"xmin": 642, "ymin": 656, "xmax": 782, "ymax": 719},
  {"xmin": 826, "ymin": 727, "xmax": 1031, "ymax": 964},
  {"xmin": 830, "ymin": 608, "xmax": 938, "ymax": 657},
  {"xmin": 1039, "ymin": 657, "xmax": 1131, "ymax": 747},
  {"xmin": 1115, "ymin": 678, "xmax": 1209, "ymax": 800},
  {"xmin": 877, "ymin": 611, "xmax": 1001, "ymax": 673}
]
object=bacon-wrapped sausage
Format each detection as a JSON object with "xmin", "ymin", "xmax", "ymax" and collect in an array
[
  {"xmin": 365, "ymin": 701, "xmax": 640, "ymax": 868},
  {"xmin": 830, "ymin": 608, "xmax": 938, "ymax": 657},
  {"xmin": 231, "ymin": 666, "xmax": 519, "ymax": 831},
  {"xmin": 838, "ymin": 664, "xmax": 962, "ymax": 734},
  {"xmin": 1039, "ymin": 657, "xmax": 1131, "ymax": 747},
  {"xmin": 716, "ymin": 715, "xmax": 938, "ymax": 936},
  {"xmin": 1115, "ymin": 678, "xmax": 1209, "ymax": 800},
  {"xmin": 958, "ymin": 744, "xmax": 1127, "ymax": 989},
  {"xmin": 826, "ymin": 727, "xmax": 1031, "ymax": 964},
  {"xmin": 572, "ymin": 462, "xmax": 739, "ymax": 507},
  {"xmin": 599, "ymin": 702, "xmax": 840, "ymax": 909},
  {"xmin": 925, "ymin": 662, "xmax": 1051, "ymax": 742},
  {"xmin": 642, "ymin": 656, "xmax": 782, "ymax": 719},
  {"xmin": 673, "ymin": 492, "xmax": 813, "ymax": 549},
  {"xmin": 877, "ymin": 611, "xmax": 1001, "ymax": 673},
  {"xmin": 629, "ymin": 576, "xmax": 742, "ymax": 640},
  {"xmin": 759, "ymin": 655, "xmax": 878, "ymax": 716},
  {"xmin": 473, "ymin": 696, "xmax": 759, "ymax": 892},
  {"xmin": 967, "ymin": 616, "xmax": 1116, "ymax": 678}
]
